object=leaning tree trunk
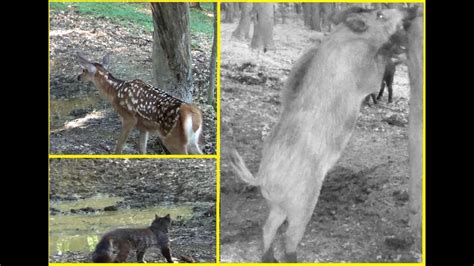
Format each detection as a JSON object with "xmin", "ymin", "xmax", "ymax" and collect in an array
[
  {"xmin": 151, "ymin": 3, "xmax": 193, "ymax": 103},
  {"xmin": 232, "ymin": 3, "xmax": 252, "ymax": 40},
  {"xmin": 309, "ymin": 3, "xmax": 321, "ymax": 31},
  {"xmin": 208, "ymin": 3, "xmax": 217, "ymax": 107},
  {"xmin": 250, "ymin": 3, "xmax": 275, "ymax": 51}
]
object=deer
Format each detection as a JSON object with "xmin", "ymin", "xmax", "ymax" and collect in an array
[
  {"xmin": 227, "ymin": 7, "xmax": 420, "ymax": 262},
  {"xmin": 76, "ymin": 53, "xmax": 203, "ymax": 154}
]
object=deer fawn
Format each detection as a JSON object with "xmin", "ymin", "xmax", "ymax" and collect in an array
[
  {"xmin": 76, "ymin": 53, "xmax": 203, "ymax": 154},
  {"xmin": 227, "ymin": 8, "xmax": 420, "ymax": 262}
]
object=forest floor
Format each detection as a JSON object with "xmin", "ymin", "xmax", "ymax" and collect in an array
[
  {"xmin": 49, "ymin": 3, "xmax": 216, "ymax": 154},
  {"xmin": 220, "ymin": 17, "xmax": 421, "ymax": 262},
  {"xmin": 49, "ymin": 159, "xmax": 216, "ymax": 262}
]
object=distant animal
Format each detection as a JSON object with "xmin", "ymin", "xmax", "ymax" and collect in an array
[{"xmin": 92, "ymin": 214, "xmax": 173, "ymax": 263}]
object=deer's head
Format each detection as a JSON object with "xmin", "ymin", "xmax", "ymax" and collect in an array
[{"xmin": 76, "ymin": 52, "xmax": 111, "ymax": 83}]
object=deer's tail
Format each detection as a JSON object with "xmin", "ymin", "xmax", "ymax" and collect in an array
[{"xmin": 227, "ymin": 147, "xmax": 259, "ymax": 186}]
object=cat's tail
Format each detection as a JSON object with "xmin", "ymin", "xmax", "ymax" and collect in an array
[{"xmin": 92, "ymin": 236, "xmax": 113, "ymax": 263}]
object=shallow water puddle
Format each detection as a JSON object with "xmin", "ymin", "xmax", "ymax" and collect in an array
[
  {"xmin": 50, "ymin": 94, "xmax": 102, "ymax": 130},
  {"xmin": 50, "ymin": 196, "xmax": 194, "ymax": 256}
]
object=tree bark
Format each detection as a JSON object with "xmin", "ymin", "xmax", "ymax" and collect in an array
[
  {"xmin": 151, "ymin": 3, "xmax": 193, "ymax": 103},
  {"xmin": 294, "ymin": 3, "xmax": 301, "ymax": 14},
  {"xmin": 208, "ymin": 3, "xmax": 217, "ymax": 107},
  {"xmin": 189, "ymin": 2, "xmax": 202, "ymax": 10},
  {"xmin": 232, "ymin": 3, "xmax": 252, "ymax": 40},
  {"xmin": 407, "ymin": 15, "xmax": 423, "ymax": 251},
  {"xmin": 302, "ymin": 3, "xmax": 311, "ymax": 27},
  {"xmin": 309, "ymin": 3, "xmax": 321, "ymax": 31},
  {"xmin": 250, "ymin": 3, "xmax": 275, "ymax": 51},
  {"xmin": 320, "ymin": 3, "xmax": 334, "ymax": 31},
  {"xmin": 223, "ymin": 3, "xmax": 235, "ymax": 23}
]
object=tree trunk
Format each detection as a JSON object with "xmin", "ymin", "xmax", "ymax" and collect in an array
[
  {"xmin": 320, "ymin": 3, "xmax": 334, "ymax": 32},
  {"xmin": 279, "ymin": 3, "xmax": 289, "ymax": 24},
  {"xmin": 189, "ymin": 2, "xmax": 202, "ymax": 10},
  {"xmin": 250, "ymin": 3, "xmax": 275, "ymax": 51},
  {"xmin": 407, "ymin": 15, "xmax": 423, "ymax": 251},
  {"xmin": 208, "ymin": 3, "xmax": 217, "ymax": 107},
  {"xmin": 232, "ymin": 3, "xmax": 252, "ymax": 40},
  {"xmin": 151, "ymin": 3, "xmax": 193, "ymax": 103},
  {"xmin": 223, "ymin": 3, "xmax": 234, "ymax": 23},
  {"xmin": 309, "ymin": 3, "xmax": 321, "ymax": 31},
  {"xmin": 302, "ymin": 3, "xmax": 311, "ymax": 27},
  {"xmin": 294, "ymin": 3, "xmax": 301, "ymax": 14}
]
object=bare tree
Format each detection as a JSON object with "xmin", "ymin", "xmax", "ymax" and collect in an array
[
  {"xmin": 223, "ymin": 3, "xmax": 235, "ymax": 23},
  {"xmin": 232, "ymin": 3, "xmax": 252, "ymax": 40},
  {"xmin": 151, "ymin": 3, "xmax": 193, "ymax": 103},
  {"xmin": 302, "ymin": 3, "xmax": 311, "ymax": 27},
  {"xmin": 320, "ymin": 3, "xmax": 335, "ymax": 31},
  {"xmin": 208, "ymin": 3, "xmax": 217, "ymax": 107},
  {"xmin": 189, "ymin": 2, "xmax": 203, "ymax": 10},
  {"xmin": 309, "ymin": 3, "xmax": 322, "ymax": 31},
  {"xmin": 250, "ymin": 3, "xmax": 275, "ymax": 51}
]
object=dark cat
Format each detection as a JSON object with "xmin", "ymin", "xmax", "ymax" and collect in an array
[{"xmin": 92, "ymin": 214, "xmax": 173, "ymax": 263}]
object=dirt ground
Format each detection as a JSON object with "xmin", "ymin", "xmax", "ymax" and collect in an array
[
  {"xmin": 49, "ymin": 159, "xmax": 216, "ymax": 262},
  {"xmin": 49, "ymin": 7, "xmax": 216, "ymax": 154},
  {"xmin": 219, "ymin": 17, "xmax": 421, "ymax": 262}
]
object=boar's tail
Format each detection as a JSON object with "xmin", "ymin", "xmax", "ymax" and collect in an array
[{"xmin": 227, "ymin": 147, "xmax": 259, "ymax": 186}]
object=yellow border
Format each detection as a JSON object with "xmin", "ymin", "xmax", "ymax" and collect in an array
[{"xmin": 49, "ymin": 1, "xmax": 426, "ymax": 265}]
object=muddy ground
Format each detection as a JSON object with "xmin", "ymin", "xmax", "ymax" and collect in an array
[
  {"xmin": 49, "ymin": 159, "xmax": 216, "ymax": 262},
  {"xmin": 220, "ymin": 16, "xmax": 421, "ymax": 262},
  {"xmin": 49, "ymin": 7, "xmax": 216, "ymax": 154}
]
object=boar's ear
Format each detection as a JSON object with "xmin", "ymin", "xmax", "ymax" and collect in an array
[
  {"xmin": 164, "ymin": 214, "xmax": 170, "ymax": 219},
  {"xmin": 402, "ymin": 5, "xmax": 422, "ymax": 30},
  {"xmin": 344, "ymin": 14, "xmax": 368, "ymax": 33},
  {"xmin": 155, "ymin": 214, "xmax": 159, "ymax": 219}
]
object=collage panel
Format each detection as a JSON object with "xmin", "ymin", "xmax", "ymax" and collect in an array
[
  {"xmin": 49, "ymin": 2, "xmax": 217, "ymax": 155},
  {"xmin": 220, "ymin": 2, "xmax": 423, "ymax": 263},
  {"xmin": 49, "ymin": 158, "xmax": 216, "ymax": 262}
]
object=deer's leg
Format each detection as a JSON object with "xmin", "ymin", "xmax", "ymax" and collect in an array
[
  {"xmin": 138, "ymin": 130, "xmax": 149, "ymax": 154},
  {"xmin": 161, "ymin": 122, "xmax": 188, "ymax": 155},
  {"xmin": 162, "ymin": 141, "xmax": 188, "ymax": 154},
  {"xmin": 115, "ymin": 115, "xmax": 137, "ymax": 154},
  {"xmin": 261, "ymin": 204, "xmax": 287, "ymax": 262}
]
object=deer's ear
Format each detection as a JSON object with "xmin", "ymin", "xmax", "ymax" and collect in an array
[
  {"xmin": 77, "ymin": 53, "xmax": 96, "ymax": 73},
  {"xmin": 155, "ymin": 214, "xmax": 159, "ymax": 219},
  {"xmin": 102, "ymin": 53, "xmax": 111, "ymax": 67}
]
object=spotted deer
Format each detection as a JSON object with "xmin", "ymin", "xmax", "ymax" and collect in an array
[
  {"xmin": 227, "ymin": 7, "xmax": 419, "ymax": 262},
  {"xmin": 76, "ymin": 53, "xmax": 203, "ymax": 154}
]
